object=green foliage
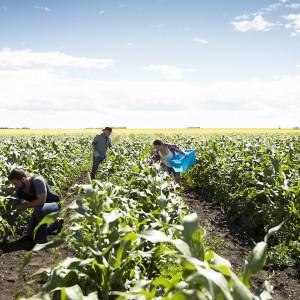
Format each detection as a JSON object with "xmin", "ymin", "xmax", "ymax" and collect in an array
[
  {"xmin": 0, "ymin": 134, "xmax": 92, "ymax": 242},
  {"xmin": 183, "ymin": 133, "xmax": 300, "ymax": 264},
  {"xmin": 16, "ymin": 134, "xmax": 279, "ymax": 299},
  {"xmin": 0, "ymin": 132, "xmax": 297, "ymax": 298}
]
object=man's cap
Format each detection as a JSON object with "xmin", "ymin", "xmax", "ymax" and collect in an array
[{"xmin": 102, "ymin": 127, "xmax": 113, "ymax": 132}]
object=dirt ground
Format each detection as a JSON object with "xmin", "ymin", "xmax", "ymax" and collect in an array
[
  {"xmin": 0, "ymin": 183, "xmax": 299, "ymax": 299},
  {"xmin": 183, "ymin": 188, "xmax": 300, "ymax": 300}
]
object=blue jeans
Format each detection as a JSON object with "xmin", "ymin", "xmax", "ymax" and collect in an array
[
  {"xmin": 91, "ymin": 156, "xmax": 105, "ymax": 179},
  {"xmin": 161, "ymin": 163, "xmax": 180, "ymax": 180},
  {"xmin": 27, "ymin": 202, "xmax": 61, "ymax": 241}
]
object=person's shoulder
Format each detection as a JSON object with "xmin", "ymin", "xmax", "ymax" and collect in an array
[
  {"xmin": 168, "ymin": 143, "xmax": 181, "ymax": 150},
  {"xmin": 93, "ymin": 134, "xmax": 102, "ymax": 140},
  {"xmin": 32, "ymin": 176, "xmax": 46, "ymax": 184}
]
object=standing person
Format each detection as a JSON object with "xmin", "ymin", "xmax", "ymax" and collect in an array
[
  {"xmin": 150, "ymin": 139, "xmax": 188, "ymax": 185},
  {"xmin": 90, "ymin": 127, "xmax": 113, "ymax": 180},
  {"xmin": 8, "ymin": 168, "xmax": 63, "ymax": 244}
]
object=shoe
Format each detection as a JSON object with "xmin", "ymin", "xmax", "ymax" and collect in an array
[
  {"xmin": 35, "ymin": 236, "xmax": 48, "ymax": 244},
  {"xmin": 56, "ymin": 218, "xmax": 64, "ymax": 233},
  {"xmin": 47, "ymin": 218, "xmax": 64, "ymax": 235}
]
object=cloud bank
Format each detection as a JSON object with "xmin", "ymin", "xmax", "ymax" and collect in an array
[
  {"xmin": 0, "ymin": 49, "xmax": 299, "ymax": 129},
  {"xmin": 0, "ymin": 49, "xmax": 114, "ymax": 69}
]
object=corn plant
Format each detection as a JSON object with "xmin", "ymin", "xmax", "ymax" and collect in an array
[{"xmin": 18, "ymin": 137, "xmax": 279, "ymax": 300}]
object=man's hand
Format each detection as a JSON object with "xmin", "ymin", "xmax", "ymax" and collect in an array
[
  {"xmin": 184, "ymin": 153, "xmax": 189, "ymax": 158},
  {"xmin": 15, "ymin": 203, "xmax": 27, "ymax": 211},
  {"xmin": 93, "ymin": 150, "xmax": 99, "ymax": 158}
]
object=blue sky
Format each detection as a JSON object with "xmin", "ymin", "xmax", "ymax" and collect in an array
[{"xmin": 0, "ymin": 0, "xmax": 300, "ymax": 129}]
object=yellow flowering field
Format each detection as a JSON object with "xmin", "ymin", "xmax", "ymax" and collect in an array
[{"xmin": 0, "ymin": 128, "xmax": 299, "ymax": 135}]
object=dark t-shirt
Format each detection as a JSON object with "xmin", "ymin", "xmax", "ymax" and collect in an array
[{"xmin": 17, "ymin": 176, "xmax": 60, "ymax": 203}]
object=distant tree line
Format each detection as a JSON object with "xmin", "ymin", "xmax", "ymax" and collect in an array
[
  {"xmin": 85, "ymin": 127, "xmax": 127, "ymax": 129},
  {"xmin": 0, "ymin": 127, "xmax": 30, "ymax": 129}
]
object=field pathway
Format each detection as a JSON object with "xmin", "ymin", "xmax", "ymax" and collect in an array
[{"xmin": 0, "ymin": 179, "xmax": 299, "ymax": 300}]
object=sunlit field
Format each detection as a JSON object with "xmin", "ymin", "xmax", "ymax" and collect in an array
[
  {"xmin": 0, "ymin": 127, "xmax": 299, "ymax": 299},
  {"xmin": 0, "ymin": 128, "xmax": 299, "ymax": 135}
]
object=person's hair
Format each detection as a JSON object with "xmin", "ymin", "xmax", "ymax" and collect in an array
[
  {"xmin": 8, "ymin": 168, "xmax": 27, "ymax": 181},
  {"xmin": 153, "ymin": 139, "xmax": 163, "ymax": 146},
  {"xmin": 103, "ymin": 127, "xmax": 113, "ymax": 132}
]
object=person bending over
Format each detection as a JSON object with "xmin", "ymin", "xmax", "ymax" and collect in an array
[
  {"xmin": 8, "ymin": 168, "xmax": 63, "ymax": 244},
  {"xmin": 150, "ymin": 139, "xmax": 188, "ymax": 185}
]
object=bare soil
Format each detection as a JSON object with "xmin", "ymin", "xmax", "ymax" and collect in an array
[
  {"xmin": 183, "ymin": 188, "xmax": 300, "ymax": 300},
  {"xmin": 0, "ymin": 182, "xmax": 299, "ymax": 300}
]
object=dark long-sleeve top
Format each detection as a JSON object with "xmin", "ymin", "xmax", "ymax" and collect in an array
[{"xmin": 92, "ymin": 133, "xmax": 112, "ymax": 158}]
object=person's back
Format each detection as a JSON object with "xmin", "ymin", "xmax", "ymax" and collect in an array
[{"xmin": 17, "ymin": 176, "xmax": 60, "ymax": 203}]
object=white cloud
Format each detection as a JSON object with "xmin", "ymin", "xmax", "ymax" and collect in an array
[
  {"xmin": 0, "ymin": 50, "xmax": 299, "ymax": 129},
  {"xmin": 231, "ymin": 15, "xmax": 277, "ymax": 32},
  {"xmin": 142, "ymin": 65, "xmax": 185, "ymax": 79},
  {"xmin": 286, "ymin": 3, "xmax": 300, "ymax": 9},
  {"xmin": 98, "ymin": 10, "xmax": 106, "ymax": 14},
  {"xmin": 0, "ymin": 49, "xmax": 114, "ymax": 69},
  {"xmin": 283, "ymin": 13, "xmax": 300, "ymax": 36},
  {"xmin": 34, "ymin": 5, "xmax": 52, "ymax": 12},
  {"xmin": 263, "ymin": 0, "xmax": 288, "ymax": 14},
  {"xmin": 192, "ymin": 38, "xmax": 208, "ymax": 44},
  {"xmin": 231, "ymin": 1, "xmax": 300, "ymax": 34}
]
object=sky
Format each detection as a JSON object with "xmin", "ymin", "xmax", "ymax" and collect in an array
[{"xmin": 0, "ymin": 0, "xmax": 300, "ymax": 129}]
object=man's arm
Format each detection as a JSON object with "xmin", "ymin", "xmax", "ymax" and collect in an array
[
  {"xmin": 15, "ymin": 192, "xmax": 46, "ymax": 211},
  {"xmin": 92, "ymin": 135, "xmax": 100, "ymax": 156},
  {"xmin": 15, "ymin": 177, "xmax": 47, "ymax": 211}
]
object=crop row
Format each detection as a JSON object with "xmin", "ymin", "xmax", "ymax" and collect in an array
[
  {"xmin": 178, "ymin": 133, "xmax": 300, "ymax": 265},
  {"xmin": 0, "ymin": 133, "xmax": 298, "ymax": 299},
  {"xmin": 19, "ymin": 137, "xmax": 277, "ymax": 299}
]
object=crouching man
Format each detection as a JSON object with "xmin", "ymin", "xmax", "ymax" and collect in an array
[{"xmin": 8, "ymin": 168, "xmax": 63, "ymax": 244}]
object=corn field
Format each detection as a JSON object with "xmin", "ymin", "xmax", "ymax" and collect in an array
[{"xmin": 0, "ymin": 132, "xmax": 299, "ymax": 299}]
